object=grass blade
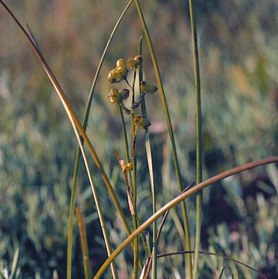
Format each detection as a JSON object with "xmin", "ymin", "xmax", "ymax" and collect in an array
[
  {"xmin": 138, "ymin": 37, "xmax": 157, "ymax": 279},
  {"xmin": 9, "ymin": 248, "xmax": 19, "ymax": 279},
  {"xmin": 76, "ymin": 208, "xmax": 91, "ymax": 279},
  {"xmin": 66, "ymin": 1, "xmax": 133, "ymax": 277},
  {"xmin": 187, "ymin": 0, "xmax": 203, "ymax": 278}
]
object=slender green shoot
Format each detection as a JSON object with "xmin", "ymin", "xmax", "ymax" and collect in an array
[
  {"xmin": 187, "ymin": 0, "xmax": 203, "ymax": 278},
  {"xmin": 131, "ymin": 75, "xmax": 139, "ymax": 279},
  {"xmin": 74, "ymin": 143, "xmax": 117, "ymax": 279},
  {"xmin": 118, "ymin": 105, "xmax": 132, "ymax": 182},
  {"xmin": 76, "ymin": 208, "xmax": 91, "ymax": 279},
  {"xmin": 138, "ymin": 37, "xmax": 157, "ymax": 279},
  {"xmin": 133, "ymin": 1, "xmax": 192, "ymax": 277},
  {"xmin": 66, "ymin": 1, "xmax": 133, "ymax": 277}
]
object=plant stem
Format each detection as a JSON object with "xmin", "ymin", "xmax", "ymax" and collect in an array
[
  {"xmin": 66, "ymin": 1, "xmax": 133, "ymax": 278},
  {"xmin": 133, "ymin": 1, "xmax": 192, "ymax": 277},
  {"xmin": 187, "ymin": 0, "xmax": 203, "ymax": 278},
  {"xmin": 118, "ymin": 105, "xmax": 133, "ymax": 188},
  {"xmin": 129, "ymin": 59, "xmax": 139, "ymax": 279},
  {"xmin": 138, "ymin": 37, "xmax": 157, "ymax": 279},
  {"xmin": 69, "ymin": 104, "xmax": 118, "ymax": 279},
  {"xmin": 76, "ymin": 208, "xmax": 91, "ymax": 279}
]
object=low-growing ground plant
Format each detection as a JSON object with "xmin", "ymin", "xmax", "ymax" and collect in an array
[{"xmin": 0, "ymin": 0, "xmax": 277, "ymax": 278}]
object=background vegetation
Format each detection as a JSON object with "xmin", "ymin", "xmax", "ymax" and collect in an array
[{"xmin": 0, "ymin": 0, "xmax": 277, "ymax": 278}]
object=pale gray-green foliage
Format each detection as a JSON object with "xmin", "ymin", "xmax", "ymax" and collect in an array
[{"xmin": 0, "ymin": 0, "xmax": 277, "ymax": 277}]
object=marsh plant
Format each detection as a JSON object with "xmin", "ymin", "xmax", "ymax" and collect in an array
[{"xmin": 0, "ymin": 0, "xmax": 278, "ymax": 278}]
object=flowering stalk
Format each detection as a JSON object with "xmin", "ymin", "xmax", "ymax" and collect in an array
[{"xmin": 107, "ymin": 50, "xmax": 157, "ymax": 277}]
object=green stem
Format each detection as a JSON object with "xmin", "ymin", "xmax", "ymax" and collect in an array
[
  {"xmin": 142, "ymin": 115, "xmax": 158, "ymax": 276},
  {"xmin": 118, "ymin": 104, "xmax": 146, "ymax": 274},
  {"xmin": 118, "ymin": 105, "xmax": 133, "ymax": 188},
  {"xmin": 66, "ymin": 1, "xmax": 133, "ymax": 278},
  {"xmin": 65, "ymin": 97, "xmax": 118, "ymax": 278},
  {"xmin": 133, "ymin": 1, "xmax": 192, "ymax": 277},
  {"xmin": 77, "ymin": 154, "xmax": 118, "ymax": 278},
  {"xmin": 76, "ymin": 208, "xmax": 91, "ymax": 279},
  {"xmin": 132, "ymin": 213, "xmax": 139, "ymax": 279},
  {"xmin": 129, "ymin": 55, "xmax": 139, "ymax": 279},
  {"xmin": 131, "ymin": 109, "xmax": 139, "ymax": 279},
  {"xmin": 60, "ymin": 89, "xmax": 119, "ymax": 279},
  {"xmin": 187, "ymin": 1, "xmax": 203, "ymax": 278},
  {"xmin": 138, "ymin": 37, "xmax": 157, "ymax": 279}
]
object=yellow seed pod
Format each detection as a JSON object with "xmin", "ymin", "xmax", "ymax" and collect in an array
[
  {"xmin": 140, "ymin": 81, "xmax": 158, "ymax": 94},
  {"xmin": 108, "ymin": 66, "xmax": 128, "ymax": 83},
  {"xmin": 133, "ymin": 114, "xmax": 151, "ymax": 129},
  {"xmin": 119, "ymin": 160, "xmax": 126, "ymax": 171},
  {"xmin": 107, "ymin": 68, "xmax": 122, "ymax": 83},
  {"xmin": 107, "ymin": 69, "xmax": 117, "ymax": 83},
  {"xmin": 133, "ymin": 55, "xmax": 143, "ymax": 66},
  {"xmin": 108, "ymin": 88, "xmax": 119, "ymax": 104},
  {"xmin": 119, "ymin": 89, "xmax": 130, "ymax": 101},
  {"xmin": 119, "ymin": 160, "xmax": 133, "ymax": 173},
  {"xmin": 115, "ymin": 66, "xmax": 128, "ymax": 80},
  {"xmin": 127, "ymin": 55, "xmax": 143, "ymax": 70},
  {"xmin": 126, "ymin": 162, "xmax": 133, "ymax": 172},
  {"xmin": 127, "ymin": 58, "xmax": 136, "ymax": 70},
  {"xmin": 133, "ymin": 114, "xmax": 144, "ymax": 126},
  {"xmin": 116, "ymin": 58, "xmax": 126, "ymax": 68}
]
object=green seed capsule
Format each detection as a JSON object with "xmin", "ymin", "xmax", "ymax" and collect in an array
[
  {"xmin": 142, "ymin": 118, "xmax": 151, "ymax": 128},
  {"xmin": 119, "ymin": 89, "xmax": 130, "ymax": 101},
  {"xmin": 140, "ymin": 81, "xmax": 158, "ymax": 94}
]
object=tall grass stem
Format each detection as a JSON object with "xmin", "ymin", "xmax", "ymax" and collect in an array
[
  {"xmin": 187, "ymin": 1, "xmax": 203, "ymax": 278},
  {"xmin": 138, "ymin": 40, "xmax": 157, "ymax": 278},
  {"xmin": 76, "ymin": 208, "xmax": 91, "ymax": 279}
]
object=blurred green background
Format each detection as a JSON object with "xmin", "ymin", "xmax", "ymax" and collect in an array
[{"xmin": 0, "ymin": 0, "xmax": 277, "ymax": 278}]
